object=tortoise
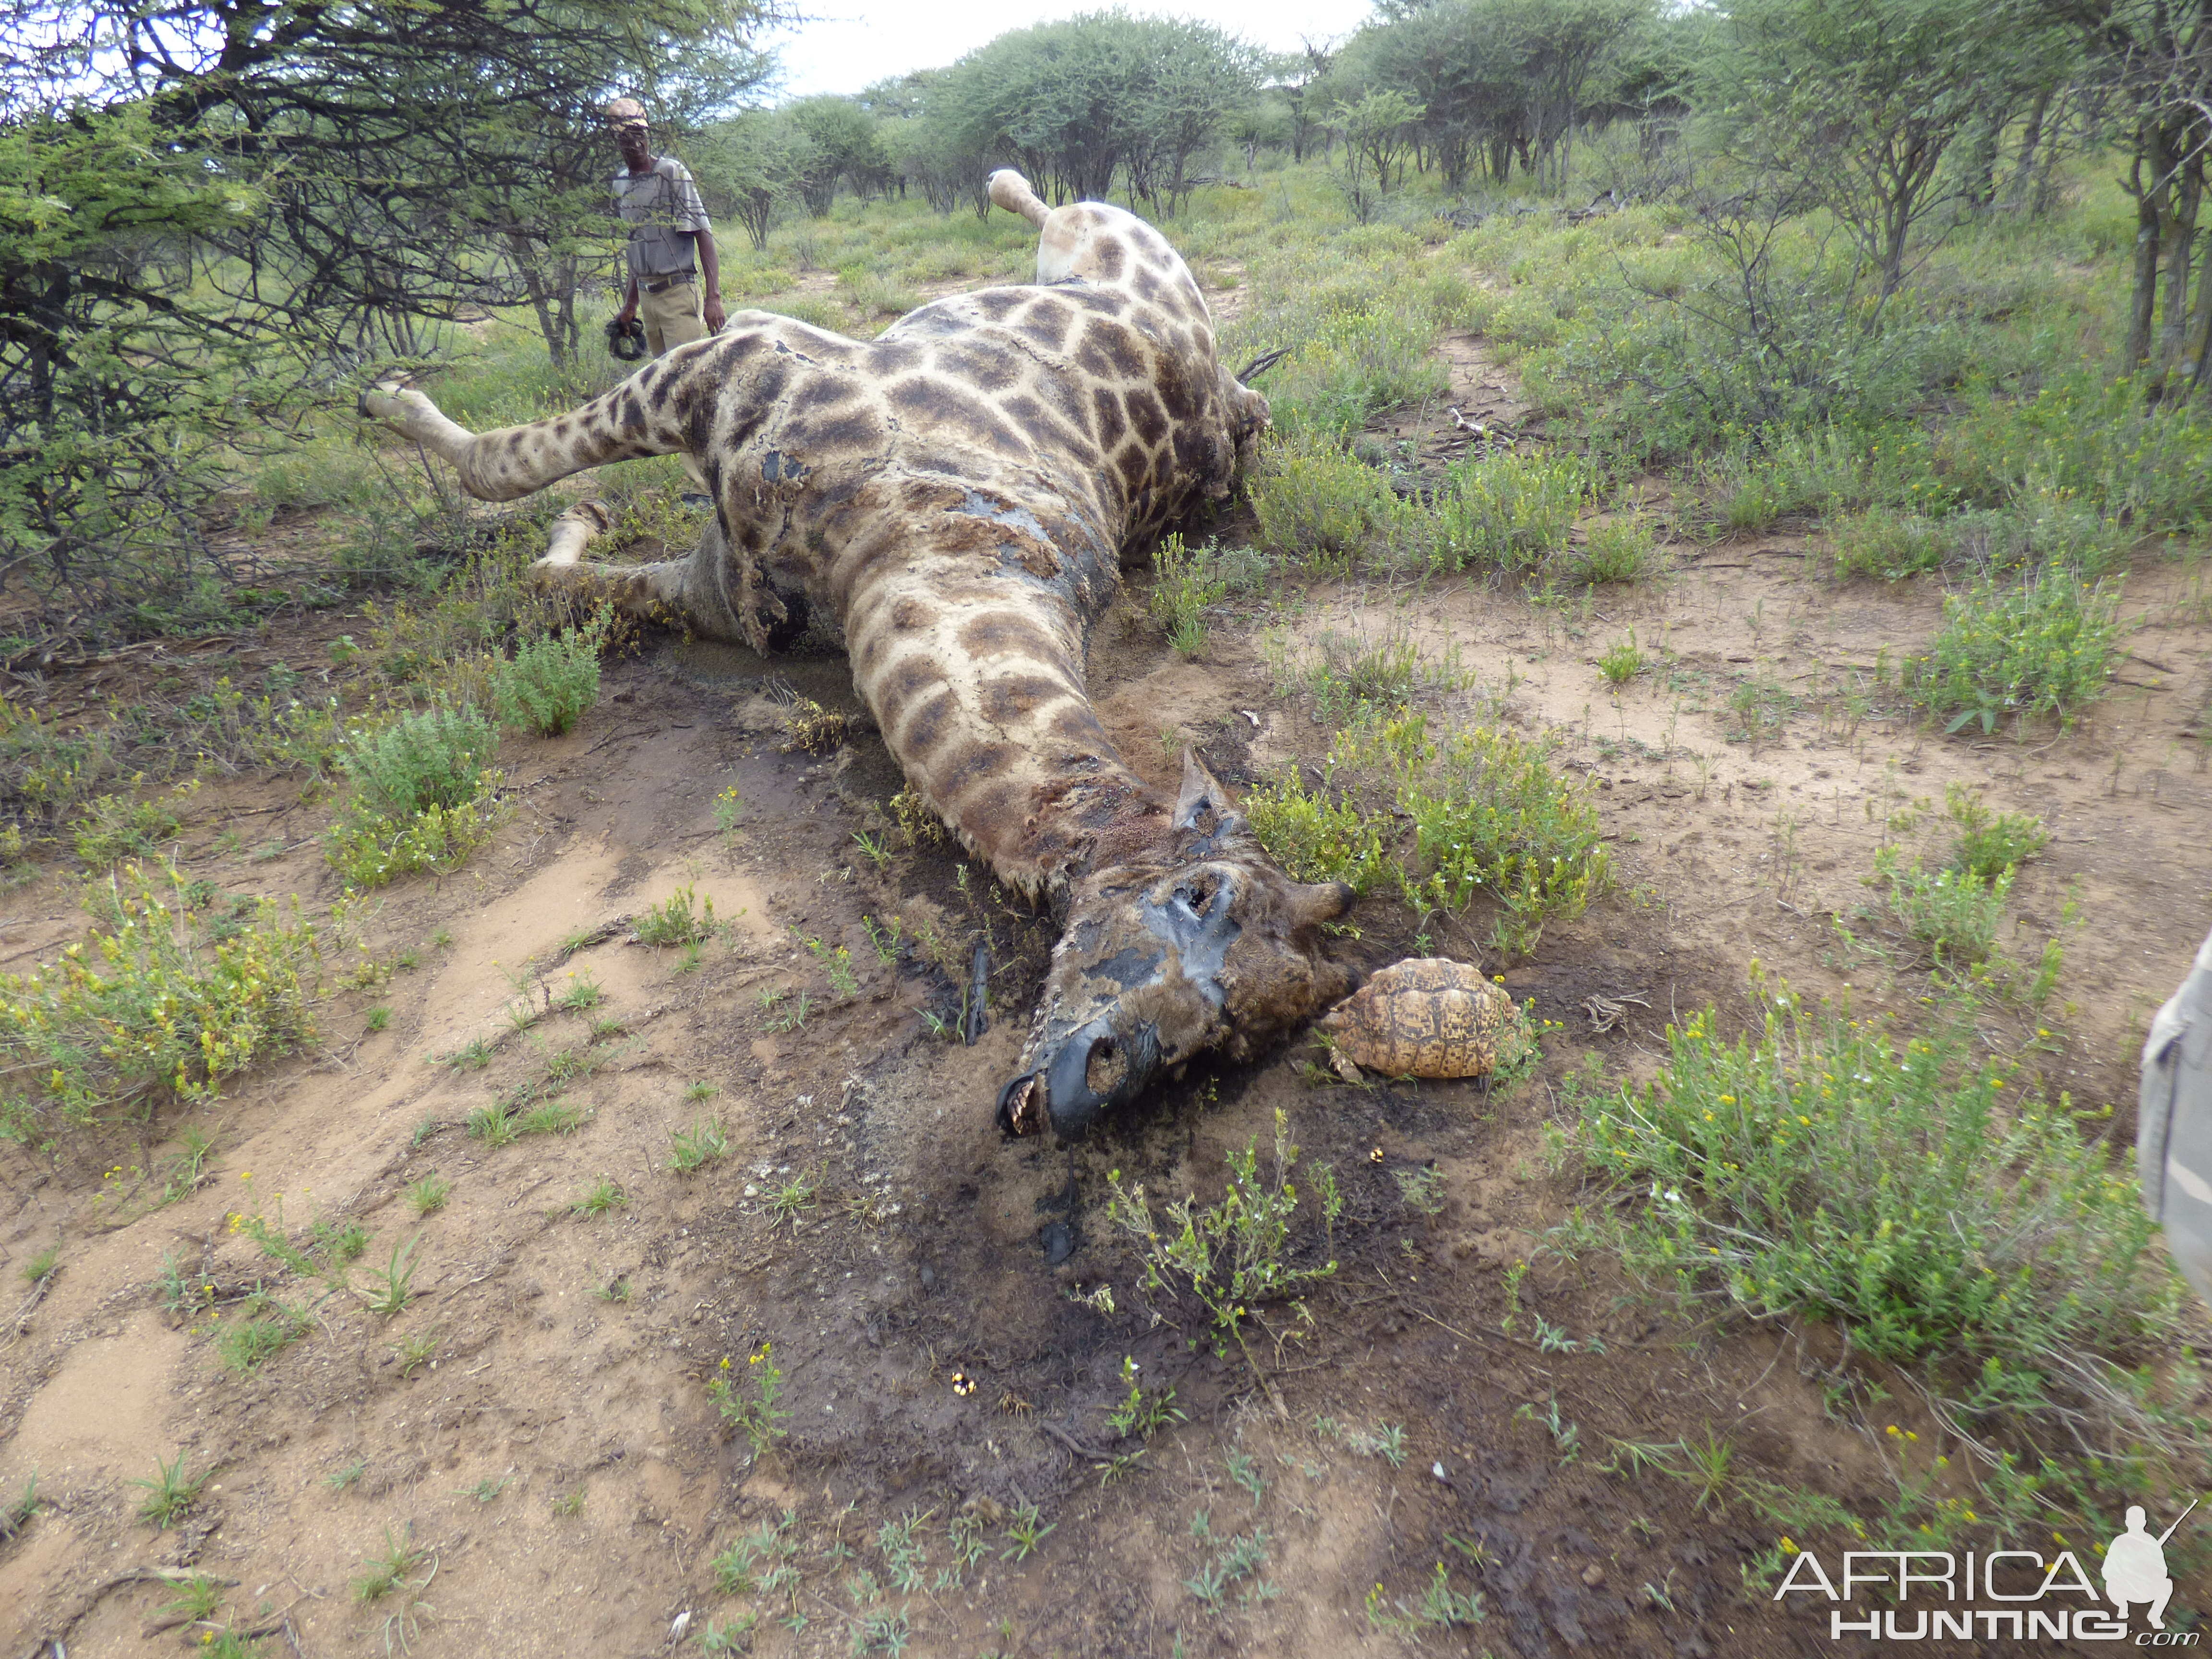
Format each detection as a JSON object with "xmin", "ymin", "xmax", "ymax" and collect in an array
[{"xmin": 1318, "ymin": 958, "xmax": 1521, "ymax": 1082}]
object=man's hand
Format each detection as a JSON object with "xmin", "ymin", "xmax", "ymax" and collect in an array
[{"xmin": 696, "ymin": 226, "xmax": 725, "ymax": 335}]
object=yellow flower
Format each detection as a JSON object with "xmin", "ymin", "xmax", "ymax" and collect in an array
[{"xmin": 1779, "ymin": 1537, "xmax": 1799, "ymax": 1554}]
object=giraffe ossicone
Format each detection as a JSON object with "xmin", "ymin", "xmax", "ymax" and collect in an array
[{"xmin": 359, "ymin": 169, "xmax": 1357, "ymax": 1138}]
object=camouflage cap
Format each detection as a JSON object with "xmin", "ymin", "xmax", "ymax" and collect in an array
[{"xmin": 605, "ymin": 97, "xmax": 649, "ymax": 130}]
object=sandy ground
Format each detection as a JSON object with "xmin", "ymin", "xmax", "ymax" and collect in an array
[{"xmin": 2, "ymin": 334, "xmax": 2209, "ymax": 1659}]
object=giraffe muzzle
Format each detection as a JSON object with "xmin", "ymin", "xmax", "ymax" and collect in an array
[{"xmin": 996, "ymin": 1017, "xmax": 1162, "ymax": 1141}]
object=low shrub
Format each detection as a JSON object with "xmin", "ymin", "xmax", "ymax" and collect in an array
[
  {"xmin": 493, "ymin": 612, "xmax": 609, "ymax": 736},
  {"xmin": 0, "ymin": 698, "xmax": 123, "ymax": 832},
  {"xmin": 1104, "ymin": 1109, "xmax": 1338, "ymax": 1368},
  {"xmin": 1147, "ymin": 534, "xmax": 1231, "ymax": 657},
  {"xmin": 1247, "ymin": 432, "xmax": 1403, "ymax": 576},
  {"xmin": 1936, "ymin": 368, "xmax": 2212, "ymax": 532},
  {"xmin": 0, "ymin": 860, "xmax": 320, "ymax": 1144},
  {"xmin": 1427, "ymin": 451, "xmax": 1591, "ymax": 574},
  {"xmin": 1903, "ymin": 570, "xmax": 2121, "ymax": 734},
  {"xmin": 1247, "ymin": 709, "xmax": 1608, "ymax": 952},
  {"xmin": 324, "ymin": 704, "xmax": 502, "ymax": 888},
  {"xmin": 1262, "ymin": 305, "xmax": 1448, "ymax": 438},
  {"xmin": 1944, "ymin": 784, "xmax": 2049, "ymax": 880},
  {"xmin": 1873, "ymin": 846, "xmax": 2012, "ymax": 967},
  {"xmin": 1562, "ymin": 978, "xmax": 2200, "ymax": 1538},
  {"xmin": 1264, "ymin": 620, "xmax": 1469, "ymax": 725},
  {"xmin": 1560, "ymin": 515, "xmax": 1661, "ymax": 585},
  {"xmin": 338, "ymin": 704, "xmax": 497, "ymax": 819},
  {"xmin": 1832, "ymin": 508, "xmax": 1949, "ymax": 581},
  {"xmin": 72, "ymin": 791, "xmax": 185, "ymax": 867}
]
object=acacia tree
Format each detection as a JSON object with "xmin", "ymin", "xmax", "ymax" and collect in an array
[
  {"xmin": 926, "ymin": 14, "xmax": 1260, "ymax": 210},
  {"xmin": 1330, "ymin": 88, "xmax": 1426, "ymax": 210},
  {"xmin": 1708, "ymin": 0, "xmax": 2033, "ymax": 299},
  {"xmin": 692, "ymin": 110, "xmax": 809, "ymax": 249},
  {"xmin": 0, "ymin": 0, "xmax": 776, "ymax": 640},
  {"xmin": 1339, "ymin": 0, "xmax": 1651, "ymax": 191},
  {"xmin": 784, "ymin": 96, "xmax": 884, "ymax": 215},
  {"xmin": 2043, "ymin": 0, "xmax": 2212, "ymax": 395}
]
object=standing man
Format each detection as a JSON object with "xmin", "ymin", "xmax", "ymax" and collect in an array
[{"xmin": 606, "ymin": 97, "xmax": 725, "ymax": 356}]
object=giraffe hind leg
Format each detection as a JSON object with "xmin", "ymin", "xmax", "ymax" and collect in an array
[{"xmin": 529, "ymin": 500, "xmax": 747, "ymax": 644}]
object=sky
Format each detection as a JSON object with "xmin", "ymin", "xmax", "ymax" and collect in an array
[{"xmin": 766, "ymin": 0, "xmax": 1376, "ymax": 99}]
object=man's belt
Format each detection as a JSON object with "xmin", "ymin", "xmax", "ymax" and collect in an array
[{"xmin": 642, "ymin": 274, "xmax": 696, "ymax": 294}]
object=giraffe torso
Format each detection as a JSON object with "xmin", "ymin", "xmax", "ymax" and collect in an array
[
  {"xmin": 363, "ymin": 182, "xmax": 1358, "ymax": 1135},
  {"xmin": 553, "ymin": 203, "xmax": 1259, "ymax": 892}
]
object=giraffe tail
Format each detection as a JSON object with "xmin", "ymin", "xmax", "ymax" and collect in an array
[{"xmin": 987, "ymin": 169, "xmax": 1051, "ymax": 228}]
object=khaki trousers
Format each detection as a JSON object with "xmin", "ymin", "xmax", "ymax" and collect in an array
[
  {"xmin": 637, "ymin": 277, "xmax": 710, "ymax": 489},
  {"xmin": 640, "ymin": 277, "xmax": 707, "ymax": 358}
]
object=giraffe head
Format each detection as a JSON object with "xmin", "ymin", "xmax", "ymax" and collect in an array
[{"xmin": 996, "ymin": 755, "xmax": 1356, "ymax": 1140}]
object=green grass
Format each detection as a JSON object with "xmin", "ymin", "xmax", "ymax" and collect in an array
[
  {"xmin": 1246, "ymin": 709, "xmax": 1608, "ymax": 955},
  {"xmin": 569, "ymin": 1176, "xmax": 625, "ymax": 1218},
  {"xmin": 325, "ymin": 703, "xmax": 503, "ymax": 887},
  {"xmin": 132, "ymin": 1448, "xmax": 210, "ymax": 1528},
  {"xmin": 405, "ymin": 1173, "xmax": 452, "ymax": 1215},
  {"xmin": 353, "ymin": 1524, "xmax": 433, "ymax": 1602},
  {"xmin": 358, "ymin": 1233, "xmax": 422, "ymax": 1316},
  {"xmin": 634, "ymin": 883, "xmax": 714, "ymax": 947},
  {"xmin": 18, "ymin": 1242, "xmax": 57, "ymax": 1283},
  {"xmin": 1560, "ymin": 977, "xmax": 2202, "ymax": 1546},
  {"xmin": 493, "ymin": 613, "xmax": 608, "ymax": 736},
  {"xmin": 669, "ymin": 1115, "xmax": 728, "ymax": 1174},
  {"xmin": 1904, "ymin": 570, "xmax": 2122, "ymax": 735},
  {"xmin": 216, "ymin": 1294, "xmax": 313, "ymax": 1372},
  {"xmin": 3, "ymin": 1478, "xmax": 41, "ymax": 1548}
]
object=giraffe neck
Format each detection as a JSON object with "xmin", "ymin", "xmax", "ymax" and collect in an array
[{"xmin": 827, "ymin": 471, "xmax": 1171, "ymax": 896}]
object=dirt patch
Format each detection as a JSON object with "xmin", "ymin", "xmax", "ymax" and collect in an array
[{"xmin": 3, "ymin": 355, "xmax": 2210, "ymax": 1659}]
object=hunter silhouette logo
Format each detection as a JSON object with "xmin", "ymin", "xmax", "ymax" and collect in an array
[
  {"xmin": 1775, "ymin": 1497, "xmax": 2202, "ymax": 1642},
  {"xmin": 2105, "ymin": 1500, "xmax": 2195, "ymax": 1631}
]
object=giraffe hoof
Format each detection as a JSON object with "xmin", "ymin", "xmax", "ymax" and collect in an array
[{"xmin": 356, "ymin": 381, "xmax": 409, "ymax": 420}]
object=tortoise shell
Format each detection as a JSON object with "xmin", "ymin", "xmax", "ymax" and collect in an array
[{"xmin": 1318, "ymin": 958, "xmax": 1517, "ymax": 1079}]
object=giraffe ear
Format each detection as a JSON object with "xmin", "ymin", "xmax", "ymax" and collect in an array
[{"xmin": 1173, "ymin": 750, "xmax": 1230, "ymax": 833}]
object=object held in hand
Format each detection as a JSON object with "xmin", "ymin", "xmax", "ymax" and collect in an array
[{"xmin": 605, "ymin": 316, "xmax": 647, "ymax": 361}]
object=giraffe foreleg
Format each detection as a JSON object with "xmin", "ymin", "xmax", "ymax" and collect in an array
[{"xmin": 527, "ymin": 500, "xmax": 748, "ymax": 644}]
